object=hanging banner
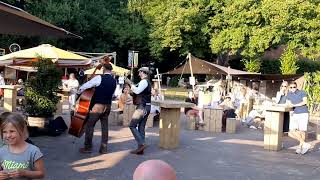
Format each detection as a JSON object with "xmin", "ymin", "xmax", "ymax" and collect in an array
[
  {"xmin": 133, "ymin": 51, "xmax": 139, "ymax": 68},
  {"xmin": 128, "ymin": 50, "xmax": 133, "ymax": 67}
]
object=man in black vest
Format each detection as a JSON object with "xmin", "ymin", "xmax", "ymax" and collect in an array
[
  {"xmin": 129, "ymin": 67, "xmax": 151, "ymax": 155},
  {"xmin": 78, "ymin": 56, "xmax": 117, "ymax": 154}
]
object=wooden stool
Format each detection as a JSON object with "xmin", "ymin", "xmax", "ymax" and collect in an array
[
  {"xmin": 226, "ymin": 118, "xmax": 236, "ymax": 133},
  {"xmin": 147, "ymin": 113, "xmax": 156, "ymax": 128},
  {"xmin": 123, "ymin": 104, "xmax": 135, "ymax": 126},
  {"xmin": 199, "ymin": 108, "xmax": 223, "ymax": 133},
  {"xmin": 186, "ymin": 115, "xmax": 197, "ymax": 130}
]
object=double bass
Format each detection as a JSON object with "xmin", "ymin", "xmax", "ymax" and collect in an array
[{"xmin": 68, "ymin": 56, "xmax": 110, "ymax": 138}]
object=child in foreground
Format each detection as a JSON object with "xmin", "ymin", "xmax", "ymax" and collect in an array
[{"xmin": 0, "ymin": 112, "xmax": 45, "ymax": 179}]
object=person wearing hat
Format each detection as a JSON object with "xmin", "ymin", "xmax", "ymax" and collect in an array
[
  {"xmin": 77, "ymin": 55, "xmax": 117, "ymax": 154},
  {"xmin": 128, "ymin": 66, "xmax": 151, "ymax": 155}
]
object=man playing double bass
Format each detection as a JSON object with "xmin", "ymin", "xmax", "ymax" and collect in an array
[
  {"xmin": 128, "ymin": 67, "xmax": 152, "ymax": 155},
  {"xmin": 77, "ymin": 55, "xmax": 116, "ymax": 154}
]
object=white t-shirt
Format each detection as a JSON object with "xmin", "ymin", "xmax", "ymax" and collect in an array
[{"xmin": 118, "ymin": 76, "xmax": 125, "ymax": 85}]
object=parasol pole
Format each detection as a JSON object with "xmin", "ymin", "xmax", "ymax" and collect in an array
[
  {"xmin": 188, "ymin": 53, "xmax": 195, "ymax": 92},
  {"xmin": 156, "ymin": 68, "xmax": 162, "ymax": 99}
]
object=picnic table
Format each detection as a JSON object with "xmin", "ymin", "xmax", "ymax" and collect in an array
[{"xmin": 152, "ymin": 100, "xmax": 194, "ymax": 149}]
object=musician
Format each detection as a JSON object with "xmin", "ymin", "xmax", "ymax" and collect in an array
[
  {"xmin": 128, "ymin": 67, "xmax": 151, "ymax": 155},
  {"xmin": 77, "ymin": 55, "xmax": 117, "ymax": 154}
]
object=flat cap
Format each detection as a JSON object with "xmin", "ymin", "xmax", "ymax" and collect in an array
[{"xmin": 138, "ymin": 67, "xmax": 149, "ymax": 74}]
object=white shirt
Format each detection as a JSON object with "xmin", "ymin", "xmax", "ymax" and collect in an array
[
  {"xmin": 78, "ymin": 73, "xmax": 112, "ymax": 93},
  {"xmin": 0, "ymin": 75, "xmax": 5, "ymax": 85},
  {"xmin": 118, "ymin": 76, "xmax": 125, "ymax": 85},
  {"xmin": 131, "ymin": 79, "xmax": 148, "ymax": 94},
  {"xmin": 63, "ymin": 79, "xmax": 79, "ymax": 89}
]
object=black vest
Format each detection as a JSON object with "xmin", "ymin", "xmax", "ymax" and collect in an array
[
  {"xmin": 92, "ymin": 74, "xmax": 116, "ymax": 105},
  {"xmin": 135, "ymin": 79, "xmax": 151, "ymax": 106}
]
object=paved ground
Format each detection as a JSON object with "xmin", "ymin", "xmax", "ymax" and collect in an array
[{"xmin": 29, "ymin": 112, "xmax": 320, "ymax": 180}]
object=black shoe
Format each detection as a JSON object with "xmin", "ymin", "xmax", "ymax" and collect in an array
[
  {"xmin": 130, "ymin": 145, "xmax": 145, "ymax": 155},
  {"xmin": 99, "ymin": 144, "xmax": 108, "ymax": 154}
]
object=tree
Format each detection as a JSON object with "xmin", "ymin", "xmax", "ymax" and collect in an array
[
  {"xmin": 207, "ymin": 0, "xmax": 320, "ymax": 64},
  {"xmin": 280, "ymin": 48, "xmax": 299, "ymax": 74},
  {"xmin": 129, "ymin": 0, "xmax": 212, "ymax": 60}
]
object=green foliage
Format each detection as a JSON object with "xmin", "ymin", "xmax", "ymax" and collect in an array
[
  {"xmin": 24, "ymin": 57, "xmax": 62, "ymax": 117},
  {"xmin": 304, "ymin": 72, "xmax": 320, "ymax": 115},
  {"xmin": 280, "ymin": 49, "xmax": 299, "ymax": 74},
  {"xmin": 260, "ymin": 60, "xmax": 280, "ymax": 74},
  {"xmin": 297, "ymin": 60, "xmax": 320, "ymax": 74},
  {"xmin": 2, "ymin": 0, "xmax": 320, "ymax": 67},
  {"xmin": 168, "ymin": 76, "xmax": 180, "ymax": 87},
  {"xmin": 241, "ymin": 58, "xmax": 261, "ymax": 72}
]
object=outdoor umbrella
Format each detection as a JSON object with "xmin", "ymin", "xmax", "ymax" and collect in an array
[
  {"xmin": 0, "ymin": 1, "xmax": 81, "ymax": 38},
  {"xmin": 84, "ymin": 63, "xmax": 130, "ymax": 76},
  {"xmin": 0, "ymin": 44, "xmax": 91, "ymax": 66}
]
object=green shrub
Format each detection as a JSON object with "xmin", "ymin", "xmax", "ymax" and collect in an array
[
  {"xmin": 241, "ymin": 58, "xmax": 261, "ymax": 73},
  {"xmin": 280, "ymin": 49, "xmax": 299, "ymax": 74},
  {"xmin": 304, "ymin": 72, "xmax": 320, "ymax": 115},
  {"xmin": 168, "ymin": 76, "xmax": 180, "ymax": 87},
  {"xmin": 297, "ymin": 60, "xmax": 320, "ymax": 74},
  {"xmin": 24, "ymin": 57, "xmax": 62, "ymax": 117},
  {"xmin": 261, "ymin": 60, "xmax": 280, "ymax": 74}
]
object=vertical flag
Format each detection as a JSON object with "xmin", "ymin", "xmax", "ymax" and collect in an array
[
  {"xmin": 128, "ymin": 50, "xmax": 133, "ymax": 67},
  {"xmin": 133, "ymin": 51, "xmax": 139, "ymax": 68}
]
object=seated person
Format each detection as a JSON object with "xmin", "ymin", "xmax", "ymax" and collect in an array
[
  {"xmin": 219, "ymin": 95, "xmax": 236, "ymax": 131},
  {"xmin": 151, "ymin": 88, "xmax": 162, "ymax": 121},
  {"xmin": 114, "ymin": 84, "xmax": 132, "ymax": 113},
  {"xmin": 184, "ymin": 91, "xmax": 204, "ymax": 124},
  {"xmin": 17, "ymin": 79, "xmax": 25, "ymax": 96},
  {"xmin": 244, "ymin": 100, "xmax": 271, "ymax": 129}
]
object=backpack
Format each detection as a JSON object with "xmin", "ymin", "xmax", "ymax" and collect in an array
[{"xmin": 48, "ymin": 116, "xmax": 68, "ymax": 136}]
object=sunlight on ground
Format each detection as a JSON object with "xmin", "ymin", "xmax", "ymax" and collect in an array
[
  {"xmin": 220, "ymin": 139, "xmax": 264, "ymax": 147},
  {"xmin": 194, "ymin": 137, "xmax": 216, "ymax": 141},
  {"xmin": 70, "ymin": 150, "xmax": 130, "ymax": 172}
]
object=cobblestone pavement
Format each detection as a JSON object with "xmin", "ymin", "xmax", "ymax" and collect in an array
[{"xmin": 31, "ymin": 114, "xmax": 320, "ymax": 180}]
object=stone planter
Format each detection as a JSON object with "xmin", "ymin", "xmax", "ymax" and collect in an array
[{"xmin": 27, "ymin": 116, "xmax": 53, "ymax": 128}]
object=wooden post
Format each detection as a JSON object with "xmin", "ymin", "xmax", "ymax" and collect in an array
[
  {"xmin": 1, "ymin": 85, "xmax": 20, "ymax": 112},
  {"xmin": 263, "ymin": 106, "xmax": 291, "ymax": 151},
  {"xmin": 123, "ymin": 104, "xmax": 135, "ymax": 126},
  {"xmin": 188, "ymin": 53, "xmax": 195, "ymax": 92},
  {"xmin": 159, "ymin": 107, "xmax": 180, "ymax": 149},
  {"xmin": 152, "ymin": 100, "xmax": 194, "ymax": 149}
]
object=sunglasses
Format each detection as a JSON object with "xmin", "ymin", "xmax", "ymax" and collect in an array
[{"xmin": 290, "ymin": 86, "xmax": 297, "ymax": 89}]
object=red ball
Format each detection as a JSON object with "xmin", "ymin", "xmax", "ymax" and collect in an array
[{"xmin": 133, "ymin": 160, "xmax": 176, "ymax": 180}]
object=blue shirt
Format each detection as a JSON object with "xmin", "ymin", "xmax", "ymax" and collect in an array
[{"xmin": 286, "ymin": 90, "xmax": 308, "ymax": 114}]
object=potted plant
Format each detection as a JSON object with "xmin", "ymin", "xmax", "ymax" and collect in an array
[{"xmin": 24, "ymin": 57, "xmax": 62, "ymax": 128}]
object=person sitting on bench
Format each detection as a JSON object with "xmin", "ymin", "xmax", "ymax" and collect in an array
[{"xmin": 114, "ymin": 83, "xmax": 132, "ymax": 113}]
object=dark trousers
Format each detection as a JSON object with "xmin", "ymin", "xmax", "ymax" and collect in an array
[
  {"xmin": 129, "ymin": 105, "xmax": 151, "ymax": 146},
  {"xmin": 84, "ymin": 104, "xmax": 111, "ymax": 149},
  {"xmin": 283, "ymin": 112, "xmax": 290, "ymax": 132}
]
